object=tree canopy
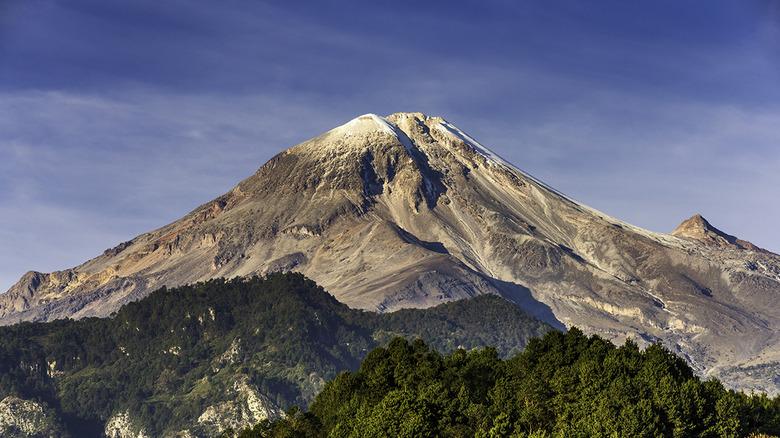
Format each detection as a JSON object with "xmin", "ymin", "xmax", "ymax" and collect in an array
[{"xmin": 229, "ymin": 331, "xmax": 780, "ymax": 438}]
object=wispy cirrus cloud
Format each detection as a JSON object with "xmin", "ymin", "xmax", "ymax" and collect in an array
[{"xmin": 0, "ymin": 88, "xmax": 344, "ymax": 290}]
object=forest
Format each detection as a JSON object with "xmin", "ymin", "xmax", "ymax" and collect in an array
[
  {"xmin": 0, "ymin": 273, "xmax": 550, "ymax": 436},
  {"xmin": 3, "ymin": 273, "xmax": 778, "ymax": 437},
  {"xmin": 224, "ymin": 331, "xmax": 780, "ymax": 438}
]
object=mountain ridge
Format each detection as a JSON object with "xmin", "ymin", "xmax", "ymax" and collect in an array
[
  {"xmin": 2, "ymin": 112, "xmax": 780, "ymax": 393},
  {"xmin": 0, "ymin": 273, "xmax": 552, "ymax": 437}
]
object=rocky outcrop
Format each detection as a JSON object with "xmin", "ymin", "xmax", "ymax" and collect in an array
[
  {"xmin": 2, "ymin": 112, "xmax": 780, "ymax": 393},
  {"xmin": 0, "ymin": 396, "xmax": 65, "ymax": 437},
  {"xmin": 196, "ymin": 375, "xmax": 282, "ymax": 435},
  {"xmin": 671, "ymin": 214, "xmax": 768, "ymax": 252},
  {"xmin": 104, "ymin": 410, "xmax": 149, "ymax": 438}
]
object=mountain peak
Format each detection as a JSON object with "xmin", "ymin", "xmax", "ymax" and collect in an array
[
  {"xmin": 328, "ymin": 112, "xmax": 513, "ymax": 168},
  {"xmin": 670, "ymin": 214, "xmax": 766, "ymax": 252},
  {"xmin": 340, "ymin": 113, "xmax": 396, "ymax": 136},
  {"xmin": 673, "ymin": 214, "xmax": 714, "ymax": 233}
]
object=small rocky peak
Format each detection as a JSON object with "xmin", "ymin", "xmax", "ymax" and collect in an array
[
  {"xmin": 670, "ymin": 214, "xmax": 765, "ymax": 252},
  {"xmin": 671, "ymin": 214, "xmax": 716, "ymax": 236}
]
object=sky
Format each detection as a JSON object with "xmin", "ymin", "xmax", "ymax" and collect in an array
[{"xmin": 1, "ymin": 1, "xmax": 779, "ymax": 293}]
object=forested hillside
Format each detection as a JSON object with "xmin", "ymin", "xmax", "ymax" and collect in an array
[
  {"xmin": 229, "ymin": 331, "xmax": 780, "ymax": 438},
  {"xmin": 0, "ymin": 273, "xmax": 550, "ymax": 437}
]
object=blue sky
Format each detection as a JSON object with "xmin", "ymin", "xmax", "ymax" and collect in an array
[{"xmin": 1, "ymin": 1, "xmax": 779, "ymax": 292}]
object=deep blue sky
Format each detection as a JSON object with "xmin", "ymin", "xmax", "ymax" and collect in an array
[{"xmin": 2, "ymin": 1, "xmax": 779, "ymax": 292}]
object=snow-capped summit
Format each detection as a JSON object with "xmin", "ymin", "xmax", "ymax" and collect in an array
[{"xmin": 333, "ymin": 113, "xmax": 397, "ymax": 138}]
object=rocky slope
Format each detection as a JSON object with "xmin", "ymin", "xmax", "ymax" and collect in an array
[
  {"xmin": 0, "ymin": 396, "xmax": 65, "ymax": 437},
  {"xmin": 3, "ymin": 112, "xmax": 780, "ymax": 392}
]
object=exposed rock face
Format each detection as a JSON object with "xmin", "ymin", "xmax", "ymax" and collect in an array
[
  {"xmin": 104, "ymin": 410, "xmax": 149, "ymax": 438},
  {"xmin": 196, "ymin": 375, "xmax": 282, "ymax": 434},
  {"xmin": 2, "ymin": 112, "xmax": 780, "ymax": 393},
  {"xmin": 0, "ymin": 396, "xmax": 64, "ymax": 437}
]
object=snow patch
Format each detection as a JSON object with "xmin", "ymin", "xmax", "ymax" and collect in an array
[
  {"xmin": 434, "ymin": 120, "xmax": 511, "ymax": 168},
  {"xmin": 367, "ymin": 114, "xmax": 396, "ymax": 136},
  {"xmin": 331, "ymin": 113, "xmax": 421, "ymax": 161},
  {"xmin": 340, "ymin": 114, "xmax": 398, "ymax": 139}
]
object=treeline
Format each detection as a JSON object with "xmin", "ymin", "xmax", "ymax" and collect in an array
[
  {"xmin": 228, "ymin": 331, "xmax": 780, "ymax": 438},
  {"xmin": 0, "ymin": 273, "xmax": 551, "ymax": 436}
]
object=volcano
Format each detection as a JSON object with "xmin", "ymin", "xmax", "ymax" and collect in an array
[{"xmin": 3, "ymin": 112, "xmax": 780, "ymax": 392}]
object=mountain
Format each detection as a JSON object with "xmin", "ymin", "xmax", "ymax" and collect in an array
[
  {"xmin": 0, "ymin": 273, "xmax": 551, "ymax": 437},
  {"xmin": 3, "ymin": 112, "xmax": 780, "ymax": 392}
]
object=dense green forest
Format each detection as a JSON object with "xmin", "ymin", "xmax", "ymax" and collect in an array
[
  {"xmin": 226, "ymin": 332, "xmax": 780, "ymax": 438},
  {"xmin": 0, "ymin": 273, "xmax": 550, "ymax": 437}
]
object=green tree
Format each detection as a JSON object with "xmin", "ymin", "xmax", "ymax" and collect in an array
[{"xmin": 349, "ymin": 390, "xmax": 435, "ymax": 438}]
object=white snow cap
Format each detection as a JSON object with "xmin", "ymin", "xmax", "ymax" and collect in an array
[
  {"xmin": 342, "ymin": 113, "xmax": 392, "ymax": 133},
  {"xmin": 338, "ymin": 114, "xmax": 395, "ymax": 138},
  {"xmin": 365, "ymin": 114, "xmax": 396, "ymax": 136},
  {"xmin": 341, "ymin": 113, "xmax": 417, "ymax": 156}
]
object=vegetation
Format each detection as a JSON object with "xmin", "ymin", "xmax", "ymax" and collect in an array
[
  {"xmin": 226, "ymin": 331, "xmax": 780, "ymax": 438},
  {"xmin": 6, "ymin": 273, "xmax": 777, "ymax": 437},
  {"xmin": 0, "ymin": 273, "xmax": 550, "ymax": 436}
]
